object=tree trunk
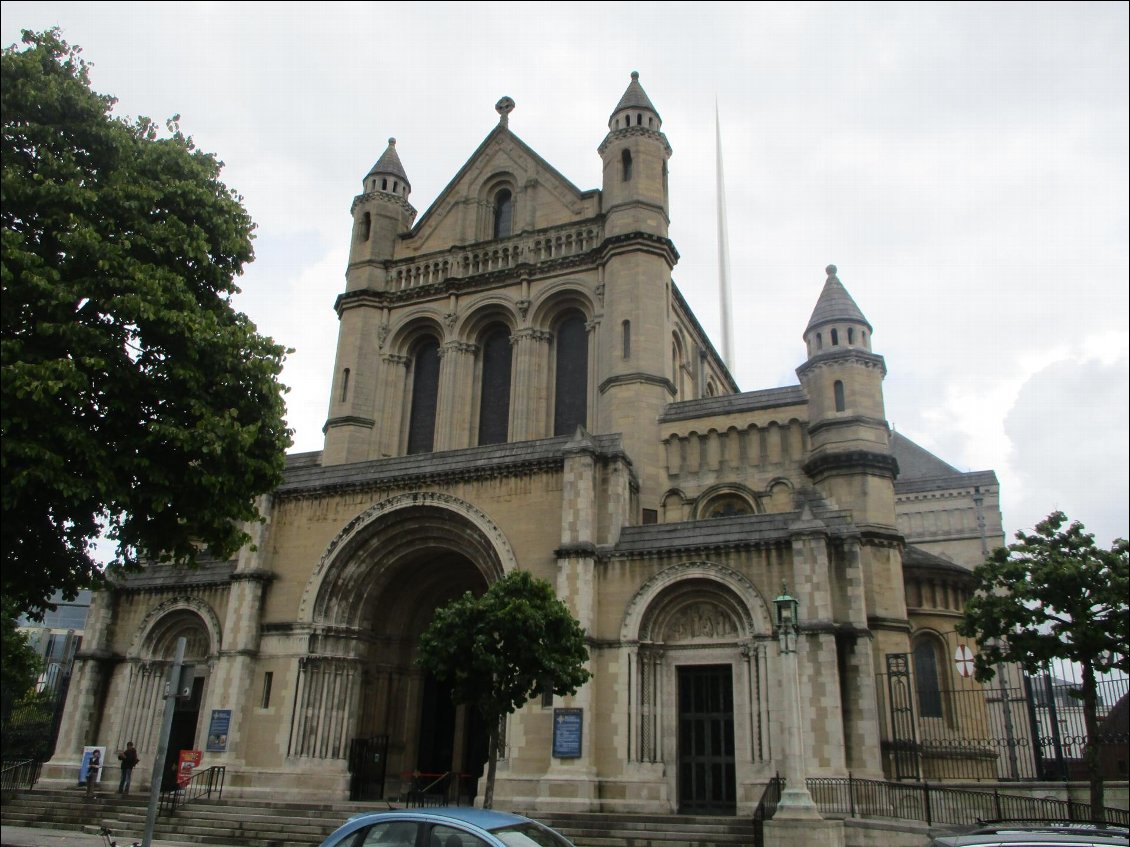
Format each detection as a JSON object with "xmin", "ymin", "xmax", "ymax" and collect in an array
[
  {"xmin": 483, "ymin": 712, "xmax": 499, "ymax": 809},
  {"xmin": 1080, "ymin": 660, "xmax": 1104, "ymax": 818}
]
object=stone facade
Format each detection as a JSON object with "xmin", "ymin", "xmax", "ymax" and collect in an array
[{"xmin": 47, "ymin": 74, "xmax": 1004, "ymax": 815}]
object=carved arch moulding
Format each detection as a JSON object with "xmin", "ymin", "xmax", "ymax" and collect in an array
[
  {"xmin": 619, "ymin": 561, "xmax": 775, "ymax": 644},
  {"xmin": 298, "ymin": 491, "xmax": 519, "ymax": 624},
  {"xmin": 128, "ymin": 596, "xmax": 222, "ymax": 664}
]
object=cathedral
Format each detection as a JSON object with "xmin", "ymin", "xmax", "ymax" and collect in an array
[{"xmin": 49, "ymin": 73, "xmax": 1003, "ymax": 816}]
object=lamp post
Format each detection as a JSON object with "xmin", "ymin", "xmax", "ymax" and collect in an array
[{"xmin": 773, "ymin": 584, "xmax": 821, "ymax": 818}]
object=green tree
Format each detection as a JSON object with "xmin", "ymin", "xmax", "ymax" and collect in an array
[
  {"xmin": 417, "ymin": 569, "xmax": 591, "ymax": 808},
  {"xmin": 957, "ymin": 511, "xmax": 1129, "ymax": 816},
  {"xmin": 0, "ymin": 597, "xmax": 43, "ymax": 728},
  {"xmin": 2, "ymin": 29, "xmax": 292, "ymax": 618}
]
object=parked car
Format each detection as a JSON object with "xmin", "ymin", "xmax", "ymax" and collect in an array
[
  {"xmin": 317, "ymin": 807, "xmax": 576, "ymax": 847},
  {"xmin": 930, "ymin": 821, "xmax": 1129, "ymax": 847}
]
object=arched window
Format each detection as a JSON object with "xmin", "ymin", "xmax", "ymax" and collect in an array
[
  {"xmin": 622, "ymin": 320, "xmax": 631, "ymax": 359},
  {"xmin": 621, "ymin": 149, "xmax": 633, "ymax": 182},
  {"xmin": 914, "ymin": 639, "xmax": 944, "ymax": 719},
  {"xmin": 478, "ymin": 325, "xmax": 512, "ymax": 445},
  {"xmin": 340, "ymin": 368, "xmax": 350, "ymax": 403},
  {"xmin": 848, "ymin": 327, "xmax": 855, "ymax": 345},
  {"xmin": 407, "ymin": 339, "xmax": 440, "ymax": 454},
  {"xmin": 831, "ymin": 328, "xmax": 840, "ymax": 346},
  {"xmin": 553, "ymin": 312, "xmax": 588, "ymax": 436},
  {"xmin": 834, "ymin": 380, "xmax": 846, "ymax": 412},
  {"xmin": 358, "ymin": 212, "xmax": 371, "ymax": 242},
  {"xmin": 816, "ymin": 332, "xmax": 823, "ymax": 350},
  {"xmin": 493, "ymin": 189, "xmax": 513, "ymax": 239}
]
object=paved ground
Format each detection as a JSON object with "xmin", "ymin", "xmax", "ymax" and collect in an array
[{"xmin": 0, "ymin": 825, "xmax": 245, "ymax": 847}]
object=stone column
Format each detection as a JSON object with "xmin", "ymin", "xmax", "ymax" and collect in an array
[
  {"xmin": 375, "ymin": 354, "xmax": 409, "ymax": 457},
  {"xmin": 510, "ymin": 329, "xmax": 550, "ymax": 440},
  {"xmin": 434, "ymin": 341, "xmax": 476, "ymax": 451}
]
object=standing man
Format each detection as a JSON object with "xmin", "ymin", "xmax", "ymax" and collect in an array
[
  {"xmin": 117, "ymin": 742, "xmax": 139, "ymax": 794},
  {"xmin": 84, "ymin": 748, "xmax": 102, "ymax": 800}
]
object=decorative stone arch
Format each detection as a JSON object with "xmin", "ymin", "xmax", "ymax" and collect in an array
[
  {"xmin": 694, "ymin": 483, "xmax": 762, "ymax": 520},
  {"xmin": 128, "ymin": 597, "xmax": 221, "ymax": 663},
  {"xmin": 477, "ymin": 171, "xmax": 519, "ymax": 240},
  {"xmin": 298, "ymin": 491, "xmax": 518, "ymax": 628},
  {"xmin": 528, "ymin": 281, "xmax": 596, "ymax": 329},
  {"xmin": 763, "ymin": 477, "xmax": 795, "ymax": 513},
  {"xmin": 386, "ymin": 312, "xmax": 449, "ymax": 354},
  {"xmin": 661, "ymin": 487, "xmax": 689, "ymax": 523},
  {"xmin": 620, "ymin": 562, "xmax": 774, "ymax": 643},
  {"xmin": 456, "ymin": 298, "xmax": 519, "ymax": 341},
  {"xmin": 910, "ymin": 627, "xmax": 952, "ymax": 721}
]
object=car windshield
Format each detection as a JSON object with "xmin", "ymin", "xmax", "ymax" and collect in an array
[{"xmin": 488, "ymin": 822, "xmax": 573, "ymax": 847}]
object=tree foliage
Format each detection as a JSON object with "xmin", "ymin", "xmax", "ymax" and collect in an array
[
  {"xmin": 417, "ymin": 569, "xmax": 591, "ymax": 807},
  {"xmin": 957, "ymin": 510, "xmax": 1128, "ymax": 814},
  {"xmin": 0, "ymin": 597, "xmax": 43, "ymax": 727},
  {"xmin": 1, "ymin": 30, "xmax": 292, "ymax": 618}
]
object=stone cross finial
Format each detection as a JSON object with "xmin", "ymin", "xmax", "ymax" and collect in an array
[{"xmin": 496, "ymin": 96, "xmax": 515, "ymax": 127}]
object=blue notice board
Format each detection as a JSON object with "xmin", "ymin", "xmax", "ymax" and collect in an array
[
  {"xmin": 552, "ymin": 708, "xmax": 582, "ymax": 758},
  {"xmin": 206, "ymin": 709, "xmax": 231, "ymax": 752}
]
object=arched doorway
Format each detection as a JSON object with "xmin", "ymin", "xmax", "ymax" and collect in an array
[
  {"xmin": 622, "ymin": 563, "xmax": 775, "ymax": 815},
  {"xmin": 300, "ymin": 493, "xmax": 513, "ymax": 802}
]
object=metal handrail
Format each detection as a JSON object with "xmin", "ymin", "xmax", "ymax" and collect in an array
[
  {"xmin": 159, "ymin": 765, "xmax": 225, "ymax": 814},
  {"xmin": 0, "ymin": 759, "xmax": 42, "ymax": 796}
]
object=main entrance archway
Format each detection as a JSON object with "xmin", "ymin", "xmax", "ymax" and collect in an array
[{"xmin": 297, "ymin": 493, "xmax": 514, "ymax": 802}]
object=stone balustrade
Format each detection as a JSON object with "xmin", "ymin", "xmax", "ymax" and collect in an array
[{"xmin": 387, "ymin": 222, "xmax": 602, "ymax": 290}]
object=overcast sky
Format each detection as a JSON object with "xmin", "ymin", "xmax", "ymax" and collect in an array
[{"xmin": 4, "ymin": 2, "xmax": 1127, "ymax": 548}]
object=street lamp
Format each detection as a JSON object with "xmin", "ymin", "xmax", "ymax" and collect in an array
[
  {"xmin": 773, "ymin": 585, "xmax": 799, "ymax": 654},
  {"xmin": 772, "ymin": 583, "xmax": 821, "ymax": 819}
]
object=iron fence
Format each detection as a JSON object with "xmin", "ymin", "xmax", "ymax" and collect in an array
[{"xmin": 878, "ymin": 657, "xmax": 1128, "ymax": 782}]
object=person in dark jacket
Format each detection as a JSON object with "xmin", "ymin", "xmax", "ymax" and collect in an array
[{"xmin": 117, "ymin": 742, "xmax": 139, "ymax": 794}]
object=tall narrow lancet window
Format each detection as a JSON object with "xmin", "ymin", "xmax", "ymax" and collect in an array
[
  {"xmin": 622, "ymin": 149, "xmax": 633, "ymax": 181},
  {"xmin": 622, "ymin": 320, "xmax": 631, "ymax": 359},
  {"xmin": 359, "ymin": 212, "xmax": 371, "ymax": 242},
  {"xmin": 340, "ymin": 368, "xmax": 350, "ymax": 403},
  {"xmin": 478, "ymin": 326, "xmax": 513, "ymax": 445},
  {"xmin": 834, "ymin": 380, "xmax": 846, "ymax": 412},
  {"xmin": 493, "ymin": 189, "xmax": 513, "ymax": 239},
  {"xmin": 407, "ymin": 339, "xmax": 441, "ymax": 454},
  {"xmin": 553, "ymin": 312, "xmax": 588, "ymax": 436},
  {"xmin": 913, "ymin": 640, "xmax": 944, "ymax": 719}
]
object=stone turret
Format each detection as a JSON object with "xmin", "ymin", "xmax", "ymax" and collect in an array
[
  {"xmin": 598, "ymin": 71, "xmax": 671, "ymax": 237},
  {"xmin": 346, "ymin": 138, "xmax": 417, "ymax": 292}
]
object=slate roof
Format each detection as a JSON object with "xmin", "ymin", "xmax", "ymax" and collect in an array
[
  {"xmin": 902, "ymin": 544, "xmax": 973, "ymax": 575},
  {"xmin": 660, "ymin": 385, "xmax": 807, "ymax": 424},
  {"xmin": 890, "ymin": 432, "xmax": 999, "ymax": 494},
  {"xmin": 611, "ymin": 71, "xmax": 661, "ymax": 120},
  {"xmin": 805, "ymin": 265, "xmax": 871, "ymax": 333},
  {"xmin": 613, "ymin": 508, "xmax": 854, "ymax": 556},
  {"xmin": 367, "ymin": 137, "xmax": 410, "ymax": 187},
  {"xmin": 278, "ymin": 432, "xmax": 628, "ymax": 497}
]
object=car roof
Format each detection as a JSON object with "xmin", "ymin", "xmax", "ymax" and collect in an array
[
  {"xmin": 933, "ymin": 827, "xmax": 1129, "ymax": 847},
  {"xmin": 344, "ymin": 807, "xmax": 532, "ymax": 830}
]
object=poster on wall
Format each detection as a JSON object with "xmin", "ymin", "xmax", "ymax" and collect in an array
[
  {"xmin": 552, "ymin": 708, "xmax": 582, "ymax": 759},
  {"xmin": 79, "ymin": 745, "xmax": 106, "ymax": 785},
  {"xmin": 177, "ymin": 749, "xmax": 202, "ymax": 787},
  {"xmin": 206, "ymin": 709, "xmax": 231, "ymax": 752}
]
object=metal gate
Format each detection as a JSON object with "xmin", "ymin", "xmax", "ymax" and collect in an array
[
  {"xmin": 677, "ymin": 665, "xmax": 736, "ymax": 814},
  {"xmin": 348, "ymin": 735, "xmax": 389, "ymax": 801}
]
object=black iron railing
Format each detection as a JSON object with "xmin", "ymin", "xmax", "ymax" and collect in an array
[
  {"xmin": 159, "ymin": 765, "xmax": 225, "ymax": 814},
  {"xmin": 804, "ymin": 775, "xmax": 1130, "ymax": 827},
  {"xmin": 0, "ymin": 759, "xmax": 41, "ymax": 796}
]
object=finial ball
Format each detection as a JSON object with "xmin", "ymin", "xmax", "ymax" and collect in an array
[
  {"xmin": 631, "ymin": 71, "xmax": 639, "ymax": 81},
  {"xmin": 388, "ymin": 137, "xmax": 396, "ymax": 146},
  {"xmin": 826, "ymin": 264, "xmax": 837, "ymax": 277}
]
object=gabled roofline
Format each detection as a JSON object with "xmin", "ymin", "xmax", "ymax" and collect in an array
[{"xmin": 406, "ymin": 124, "xmax": 597, "ymax": 238}]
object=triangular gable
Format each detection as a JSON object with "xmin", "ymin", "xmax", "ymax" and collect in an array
[
  {"xmin": 404, "ymin": 125, "xmax": 598, "ymax": 254},
  {"xmin": 890, "ymin": 432, "xmax": 961, "ymax": 479}
]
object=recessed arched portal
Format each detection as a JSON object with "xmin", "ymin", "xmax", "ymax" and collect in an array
[{"xmin": 297, "ymin": 493, "xmax": 515, "ymax": 802}]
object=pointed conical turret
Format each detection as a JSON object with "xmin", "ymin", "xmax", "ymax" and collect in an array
[
  {"xmin": 599, "ymin": 71, "xmax": 672, "ymax": 235},
  {"xmin": 803, "ymin": 264, "xmax": 873, "ymax": 358},
  {"xmin": 364, "ymin": 137, "xmax": 411, "ymax": 199},
  {"xmin": 608, "ymin": 71, "xmax": 662, "ymax": 132}
]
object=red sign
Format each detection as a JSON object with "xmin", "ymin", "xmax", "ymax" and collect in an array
[{"xmin": 177, "ymin": 749, "xmax": 202, "ymax": 787}]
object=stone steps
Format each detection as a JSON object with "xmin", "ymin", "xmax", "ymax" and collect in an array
[{"xmin": 1, "ymin": 790, "xmax": 755, "ymax": 847}]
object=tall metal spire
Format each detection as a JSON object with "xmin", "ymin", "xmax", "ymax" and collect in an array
[{"xmin": 715, "ymin": 100, "xmax": 735, "ymax": 369}]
